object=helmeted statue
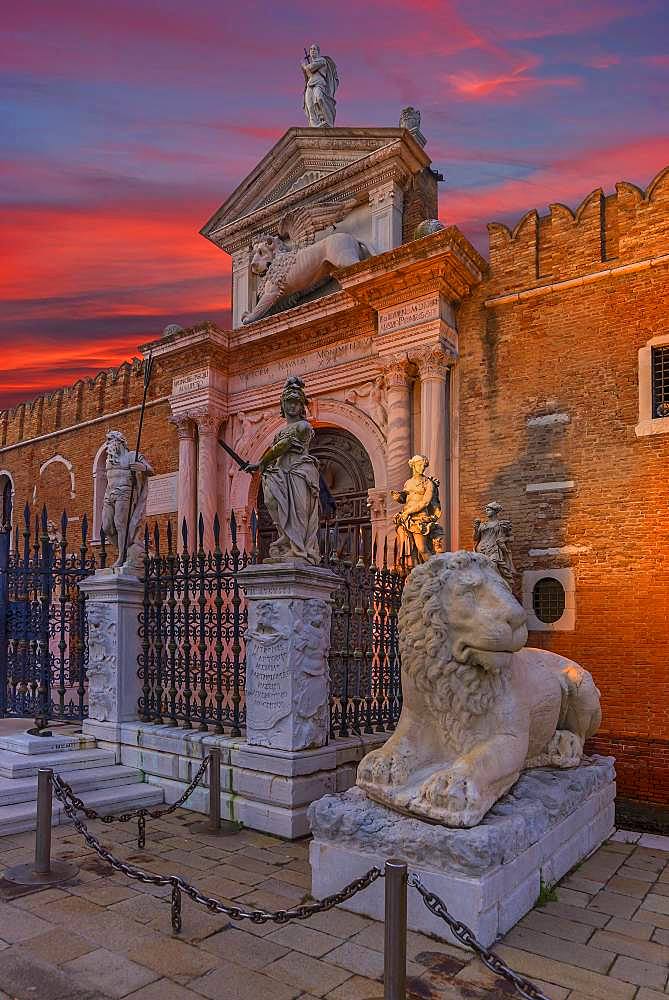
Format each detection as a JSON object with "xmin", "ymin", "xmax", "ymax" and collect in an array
[
  {"xmin": 473, "ymin": 501, "xmax": 515, "ymax": 588},
  {"xmin": 391, "ymin": 454, "xmax": 444, "ymax": 565},
  {"xmin": 247, "ymin": 378, "xmax": 320, "ymax": 565},
  {"xmin": 302, "ymin": 43, "xmax": 338, "ymax": 128},
  {"xmin": 102, "ymin": 430, "xmax": 154, "ymax": 572}
]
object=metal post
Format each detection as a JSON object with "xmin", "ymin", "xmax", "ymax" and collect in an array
[
  {"xmin": 34, "ymin": 768, "xmax": 53, "ymax": 874},
  {"xmin": 208, "ymin": 748, "xmax": 221, "ymax": 833},
  {"xmin": 384, "ymin": 859, "xmax": 407, "ymax": 1000},
  {"xmin": 5, "ymin": 768, "xmax": 78, "ymax": 886}
]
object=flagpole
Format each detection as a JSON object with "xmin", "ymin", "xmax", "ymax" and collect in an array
[{"xmin": 121, "ymin": 351, "xmax": 154, "ymax": 566}]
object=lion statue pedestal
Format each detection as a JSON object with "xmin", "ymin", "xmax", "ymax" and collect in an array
[{"xmin": 308, "ymin": 552, "xmax": 615, "ymax": 946}]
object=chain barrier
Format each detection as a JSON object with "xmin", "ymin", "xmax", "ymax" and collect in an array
[
  {"xmin": 54, "ymin": 754, "xmax": 211, "ymax": 848},
  {"xmin": 409, "ymin": 874, "xmax": 551, "ymax": 1000},
  {"xmin": 52, "ymin": 773, "xmax": 382, "ymax": 933}
]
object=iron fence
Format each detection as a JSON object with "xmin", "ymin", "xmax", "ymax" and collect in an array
[
  {"xmin": 0, "ymin": 505, "xmax": 104, "ymax": 728},
  {"xmin": 140, "ymin": 515, "xmax": 405, "ymax": 736}
]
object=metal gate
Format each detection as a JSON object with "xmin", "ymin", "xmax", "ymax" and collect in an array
[{"xmin": 0, "ymin": 505, "xmax": 102, "ymax": 729}]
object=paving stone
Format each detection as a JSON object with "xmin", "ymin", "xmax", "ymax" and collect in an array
[
  {"xmin": 266, "ymin": 922, "xmax": 342, "ymax": 957},
  {"xmin": 268, "ymin": 868, "xmax": 312, "ymax": 890},
  {"xmin": 590, "ymin": 928, "xmax": 669, "ymax": 967},
  {"xmin": 635, "ymin": 908, "xmax": 669, "ymax": 930},
  {"xmin": 161, "ymin": 849, "xmax": 221, "ymax": 871},
  {"xmin": 63, "ymin": 910, "xmax": 163, "ymax": 953},
  {"xmin": 64, "ymin": 946, "xmax": 158, "ymax": 997},
  {"xmin": 554, "ymin": 886, "xmax": 591, "ymax": 907},
  {"xmin": 494, "ymin": 945, "xmax": 636, "ymax": 999},
  {"xmin": 651, "ymin": 925, "xmax": 669, "ymax": 945},
  {"xmin": 503, "ymin": 925, "xmax": 615, "ymax": 974},
  {"xmin": 18, "ymin": 927, "xmax": 96, "ymax": 965},
  {"xmin": 200, "ymin": 926, "xmax": 289, "ymax": 968},
  {"xmin": 561, "ymin": 874, "xmax": 605, "ymax": 894},
  {"xmin": 325, "ymin": 974, "xmax": 385, "ymax": 999},
  {"xmin": 193, "ymin": 874, "xmax": 249, "ymax": 899},
  {"xmin": 69, "ymin": 882, "xmax": 136, "ymax": 905},
  {"xmin": 321, "ymin": 942, "xmax": 385, "ymax": 981},
  {"xmin": 609, "ymin": 954, "xmax": 668, "ymax": 989},
  {"xmin": 108, "ymin": 892, "xmax": 170, "ymax": 924},
  {"xmin": 537, "ymin": 900, "xmax": 610, "ymax": 927},
  {"xmin": 127, "ymin": 936, "xmax": 219, "ymax": 979},
  {"xmin": 346, "ymin": 921, "xmax": 468, "ymax": 967},
  {"xmin": 649, "ymin": 881, "xmax": 669, "ymax": 896},
  {"xmin": 238, "ymin": 889, "xmax": 307, "ymax": 913},
  {"xmin": 0, "ymin": 901, "xmax": 55, "ymax": 942},
  {"xmin": 606, "ymin": 916, "xmax": 655, "ymax": 940},
  {"xmin": 637, "ymin": 835, "xmax": 669, "ymax": 853},
  {"xmin": 120, "ymin": 978, "xmax": 203, "ymax": 999},
  {"xmin": 189, "ymin": 960, "xmax": 301, "ymax": 1000},
  {"xmin": 636, "ymin": 988, "xmax": 669, "ymax": 1000},
  {"xmin": 618, "ymin": 865, "xmax": 659, "ymax": 883},
  {"xmin": 299, "ymin": 908, "xmax": 371, "ymax": 938},
  {"xmin": 606, "ymin": 875, "xmax": 653, "ymax": 899},
  {"xmin": 264, "ymin": 952, "xmax": 352, "ymax": 996},
  {"xmin": 453, "ymin": 958, "xmax": 570, "ymax": 999},
  {"xmin": 11, "ymin": 887, "xmax": 69, "ymax": 911},
  {"xmin": 518, "ymin": 909, "xmax": 594, "ymax": 943},
  {"xmin": 588, "ymin": 891, "xmax": 640, "ymax": 918},
  {"xmin": 147, "ymin": 900, "xmax": 230, "ymax": 942},
  {"xmin": 0, "ymin": 947, "xmax": 99, "ymax": 1000},
  {"xmin": 253, "ymin": 878, "xmax": 308, "ymax": 903},
  {"xmin": 642, "ymin": 893, "xmax": 669, "ymax": 916}
]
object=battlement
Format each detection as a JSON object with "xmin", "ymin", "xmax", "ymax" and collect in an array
[
  {"xmin": 0, "ymin": 358, "xmax": 146, "ymax": 449},
  {"xmin": 487, "ymin": 166, "xmax": 669, "ymax": 294}
]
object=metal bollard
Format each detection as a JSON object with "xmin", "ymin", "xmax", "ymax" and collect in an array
[
  {"xmin": 5, "ymin": 768, "xmax": 78, "ymax": 886},
  {"xmin": 384, "ymin": 859, "xmax": 408, "ymax": 1000},
  {"xmin": 208, "ymin": 747, "xmax": 221, "ymax": 833}
]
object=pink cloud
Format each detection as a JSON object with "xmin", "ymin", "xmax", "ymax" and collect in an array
[{"xmin": 446, "ymin": 60, "xmax": 580, "ymax": 100}]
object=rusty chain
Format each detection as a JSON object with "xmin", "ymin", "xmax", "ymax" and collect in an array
[
  {"xmin": 409, "ymin": 874, "xmax": 551, "ymax": 1000},
  {"xmin": 52, "ymin": 773, "xmax": 382, "ymax": 933},
  {"xmin": 54, "ymin": 753, "xmax": 211, "ymax": 847}
]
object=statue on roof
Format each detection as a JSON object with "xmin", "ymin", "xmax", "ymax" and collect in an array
[{"xmin": 302, "ymin": 43, "xmax": 338, "ymax": 128}]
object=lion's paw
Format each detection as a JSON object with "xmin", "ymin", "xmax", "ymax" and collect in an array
[
  {"xmin": 547, "ymin": 730, "xmax": 583, "ymax": 768},
  {"xmin": 418, "ymin": 769, "xmax": 486, "ymax": 827},
  {"xmin": 357, "ymin": 749, "xmax": 409, "ymax": 788}
]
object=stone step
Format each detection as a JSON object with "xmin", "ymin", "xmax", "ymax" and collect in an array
[
  {"xmin": 0, "ymin": 747, "xmax": 118, "ymax": 779},
  {"xmin": 0, "ymin": 781, "xmax": 165, "ymax": 837},
  {"xmin": 0, "ymin": 765, "xmax": 145, "ymax": 807}
]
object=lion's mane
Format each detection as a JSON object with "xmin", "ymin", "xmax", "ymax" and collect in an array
[
  {"xmin": 399, "ymin": 551, "xmax": 503, "ymax": 748},
  {"xmin": 253, "ymin": 237, "xmax": 299, "ymax": 296}
]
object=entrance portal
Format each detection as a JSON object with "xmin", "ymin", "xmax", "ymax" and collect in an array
[{"xmin": 257, "ymin": 427, "xmax": 375, "ymax": 561}]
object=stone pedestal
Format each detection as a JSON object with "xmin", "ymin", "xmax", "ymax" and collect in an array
[
  {"xmin": 79, "ymin": 568, "xmax": 144, "ymax": 745},
  {"xmin": 239, "ymin": 562, "xmax": 338, "ymax": 752},
  {"xmin": 309, "ymin": 757, "xmax": 616, "ymax": 947}
]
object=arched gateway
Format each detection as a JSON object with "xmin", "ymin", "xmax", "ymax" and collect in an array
[{"xmin": 257, "ymin": 426, "xmax": 375, "ymax": 561}]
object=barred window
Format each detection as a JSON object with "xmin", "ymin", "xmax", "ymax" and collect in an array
[
  {"xmin": 652, "ymin": 345, "xmax": 669, "ymax": 419},
  {"xmin": 532, "ymin": 577, "xmax": 565, "ymax": 624}
]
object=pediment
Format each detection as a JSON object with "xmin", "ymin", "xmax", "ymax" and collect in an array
[{"xmin": 201, "ymin": 127, "xmax": 430, "ymax": 250}]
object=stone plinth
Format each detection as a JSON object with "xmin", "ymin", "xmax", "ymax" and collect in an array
[
  {"xmin": 79, "ymin": 567, "xmax": 144, "ymax": 744},
  {"xmin": 240, "ymin": 562, "xmax": 338, "ymax": 752},
  {"xmin": 309, "ymin": 757, "xmax": 616, "ymax": 946}
]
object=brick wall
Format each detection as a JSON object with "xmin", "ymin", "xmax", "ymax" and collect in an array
[
  {"xmin": 402, "ymin": 168, "xmax": 439, "ymax": 243},
  {"xmin": 458, "ymin": 166, "xmax": 669, "ymax": 804}
]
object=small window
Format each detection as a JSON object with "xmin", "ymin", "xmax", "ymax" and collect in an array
[
  {"xmin": 532, "ymin": 577, "xmax": 565, "ymax": 624},
  {"xmin": 652, "ymin": 346, "xmax": 669, "ymax": 419}
]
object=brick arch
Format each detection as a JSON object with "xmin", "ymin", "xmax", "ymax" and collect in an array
[{"xmin": 0, "ymin": 469, "xmax": 15, "ymax": 532}]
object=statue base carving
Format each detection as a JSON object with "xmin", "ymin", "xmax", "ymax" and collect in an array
[
  {"xmin": 239, "ymin": 562, "xmax": 338, "ymax": 752},
  {"xmin": 309, "ymin": 757, "xmax": 616, "ymax": 946}
]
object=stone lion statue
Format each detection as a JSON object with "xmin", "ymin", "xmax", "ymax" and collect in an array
[
  {"xmin": 241, "ymin": 232, "xmax": 368, "ymax": 325},
  {"xmin": 357, "ymin": 551, "xmax": 601, "ymax": 828}
]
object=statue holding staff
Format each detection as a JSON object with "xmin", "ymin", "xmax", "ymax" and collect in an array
[
  {"xmin": 245, "ymin": 377, "xmax": 321, "ymax": 565},
  {"xmin": 102, "ymin": 430, "xmax": 154, "ymax": 572},
  {"xmin": 302, "ymin": 43, "xmax": 338, "ymax": 128}
]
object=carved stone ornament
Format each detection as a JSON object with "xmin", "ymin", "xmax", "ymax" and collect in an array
[
  {"xmin": 86, "ymin": 603, "xmax": 117, "ymax": 723},
  {"xmin": 356, "ymin": 551, "xmax": 602, "ymax": 827},
  {"xmin": 169, "ymin": 415, "xmax": 196, "ymax": 440},
  {"xmin": 344, "ymin": 376, "xmax": 388, "ymax": 433},
  {"xmin": 413, "ymin": 344, "xmax": 456, "ymax": 379},
  {"xmin": 383, "ymin": 356, "xmax": 412, "ymax": 389}
]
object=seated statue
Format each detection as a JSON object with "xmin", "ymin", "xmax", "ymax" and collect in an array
[
  {"xmin": 357, "ymin": 551, "xmax": 602, "ymax": 828},
  {"xmin": 391, "ymin": 454, "xmax": 444, "ymax": 564}
]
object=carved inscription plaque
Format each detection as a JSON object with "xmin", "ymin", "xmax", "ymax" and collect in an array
[
  {"xmin": 246, "ymin": 636, "xmax": 291, "ymax": 732},
  {"xmin": 378, "ymin": 295, "xmax": 440, "ymax": 335},
  {"xmin": 172, "ymin": 369, "xmax": 209, "ymax": 396},
  {"xmin": 146, "ymin": 473, "xmax": 178, "ymax": 515}
]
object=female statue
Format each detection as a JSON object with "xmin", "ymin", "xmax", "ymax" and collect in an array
[
  {"xmin": 391, "ymin": 454, "xmax": 444, "ymax": 565},
  {"xmin": 247, "ymin": 377, "xmax": 320, "ymax": 564},
  {"xmin": 473, "ymin": 501, "xmax": 515, "ymax": 587},
  {"xmin": 302, "ymin": 43, "xmax": 338, "ymax": 128}
]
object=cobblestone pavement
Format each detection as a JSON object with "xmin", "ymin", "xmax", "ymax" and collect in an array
[{"xmin": 0, "ymin": 811, "xmax": 667, "ymax": 1000}]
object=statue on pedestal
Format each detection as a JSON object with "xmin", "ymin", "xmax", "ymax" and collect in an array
[
  {"xmin": 391, "ymin": 455, "xmax": 444, "ymax": 564},
  {"xmin": 473, "ymin": 501, "xmax": 515, "ymax": 588},
  {"xmin": 302, "ymin": 43, "xmax": 338, "ymax": 128},
  {"xmin": 246, "ymin": 378, "xmax": 320, "ymax": 565},
  {"xmin": 102, "ymin": 430, "xmax": 154, "ymax": 572}
]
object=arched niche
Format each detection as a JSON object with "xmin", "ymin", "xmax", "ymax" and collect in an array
[{"xmin": 0, "ymin": 470, "xmax": 15, "ymax": 535}]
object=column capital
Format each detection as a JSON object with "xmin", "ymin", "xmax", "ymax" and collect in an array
[
  {"xmin": 412, "ymin": 343, "xmax": 457, "ymax": 380},
  {"xmin": 382, "ymin": 355, "xmax": 413, "ymax": 388},
  {"xmin": 168, "ymin": 414, "xmax": 196, "ymax": 440},
  {"xmin": 189, "ymin": 409, "xmax": 224, "ymax": 436}
]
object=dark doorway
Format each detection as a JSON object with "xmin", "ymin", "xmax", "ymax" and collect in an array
[{"xmin": 257, "ymin": 426, "xmax": 375, "ymax": 561}]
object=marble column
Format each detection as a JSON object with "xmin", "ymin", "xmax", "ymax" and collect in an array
[
  {"xmin": 415, "ymin": 345, "xmax": 454, "ymax": 537},
  {"xmin": 193, "ymin": 411, "xmax": 221, "ymax": 551},
  {"xmin": 170, "ymin": 415, "xmax": 197, "ymax": 549},
  {"xmin": 232, "ymin": 248, "xmax": 251, "ymax": 329},
  {"xmin": 369, "ymin": 182, "xmax": 404, "ymax": 252},
  {"xmin": 384, "ymin": 356, "xmax": 413, "ymax": 507}
]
